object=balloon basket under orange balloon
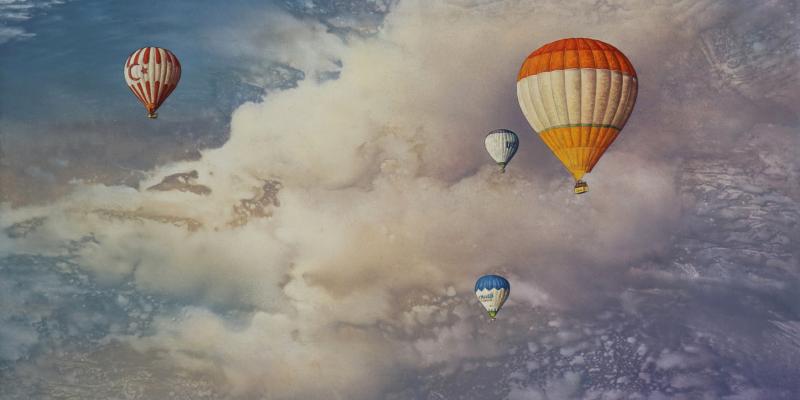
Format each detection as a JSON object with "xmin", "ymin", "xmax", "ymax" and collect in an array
[
  {"xmin": 147, "ymin": 112, "xmax": 158, "ymax": 119},
  {"xmin": 574, "ymin": 180, "xmax": 588, "ymax": 194}
]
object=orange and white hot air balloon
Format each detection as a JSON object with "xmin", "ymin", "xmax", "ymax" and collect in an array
[
  {"xmin": 517, "ymin": 38, "xmax": 637, "ymax": 194},
  {"xmin": 124, "ymin": 47, "xmax": 181, "ymax": 119}
]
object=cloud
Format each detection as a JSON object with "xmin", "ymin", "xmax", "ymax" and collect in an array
[
  {"xmin": 0, "ymin": 0, "xmax": 66, "ymax": 44},
  {"xmin": 207, "ymin": 7, "xmax": 348, "ymax": 87},
  {"xmin": 0, "ymin": 25, "xmax": 32, "ymax": 43},
  {"xmin": 2, "ymin": 0, "xmax": 799, "ymax": 398},
  {"xmin": 508, "ymin": 370, "xmax": 582, "ymax": 400}
]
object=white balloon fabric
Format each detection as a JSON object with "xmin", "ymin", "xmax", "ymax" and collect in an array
[{"xmin": 484, "ymin": 129, "xmax": 519, "ymax": 173}]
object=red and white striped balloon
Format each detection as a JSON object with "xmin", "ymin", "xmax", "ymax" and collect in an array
[{"xmin": 124, "ymin": 47, "xmax": 181, "ymax": 119}]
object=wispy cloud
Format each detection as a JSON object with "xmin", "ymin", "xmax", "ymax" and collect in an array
[{"xmin": 0, "ymin": 0, "xmax": 65, "ymax": 43}]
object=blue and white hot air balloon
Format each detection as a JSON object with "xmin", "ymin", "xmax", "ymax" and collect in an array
[
  {"xmin": 475, "ymin": 274, "xmax": 510, "ymax": 319},
  {"xmin": 484, "ymin": 129, "xmax": 519, "ymax": 173}
]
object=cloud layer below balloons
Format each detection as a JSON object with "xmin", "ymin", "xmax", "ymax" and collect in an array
[{"xmin": 1, "ymin": 0, "xmax": 798, "ymax": 398}]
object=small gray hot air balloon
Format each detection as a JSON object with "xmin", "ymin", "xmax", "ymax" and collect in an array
[{"xmin": 485, "ymin": 129, "xmax": 519, "ymax": 173}]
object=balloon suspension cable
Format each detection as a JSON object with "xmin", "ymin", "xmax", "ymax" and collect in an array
[
  {"xmin": 499, "ymin": 163, "xmax": 506, "ymax": 174},
  {"xmin": 574, "ymin": 180, "xmax": 588, "ymax": 195},
  {"xmin": 147, "ymin": 112, "xmax": 158, "ymax": 119}
]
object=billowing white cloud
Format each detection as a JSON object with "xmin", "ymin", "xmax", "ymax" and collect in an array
[{"xmin": 207, "ymin": 7, "xmax": 348, "ymax": 87}]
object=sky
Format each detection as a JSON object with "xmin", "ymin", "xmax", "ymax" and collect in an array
[{"xmin": 0, "ymin": 0, "xmax": 799, "ymax": 399}]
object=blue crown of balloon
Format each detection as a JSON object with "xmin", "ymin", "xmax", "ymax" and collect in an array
[{"xmin": 474, "ymin": 274, "xmax": 510, "ymax": 291}]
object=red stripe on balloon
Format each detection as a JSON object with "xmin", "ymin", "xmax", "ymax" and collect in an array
[
  {"xmin": 153, "ymin": 81, "xmax": 161, "ymax": 104},
  {"xmin": 129, "ymin": 84, "xmax": 145, "ymax": 105},
  {"xmin": 136, "ymin": 82, "xmax": 147, "ymax": 103}
]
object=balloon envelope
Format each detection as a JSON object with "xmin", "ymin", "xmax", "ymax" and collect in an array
[
  {"xmin": 475, "ymin": 274, "xmax": 510, "ymax": 319},
  {"xmin": 124, "ymin": 47, "xmax": 182, "ymax": 119},
  {"xmin": 485, "ymin": 129, "xmax": 519, "ymax": 172},
  {"xmin": 516, "ymin": 38, "xmax": 638, "ymax": 193}
]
